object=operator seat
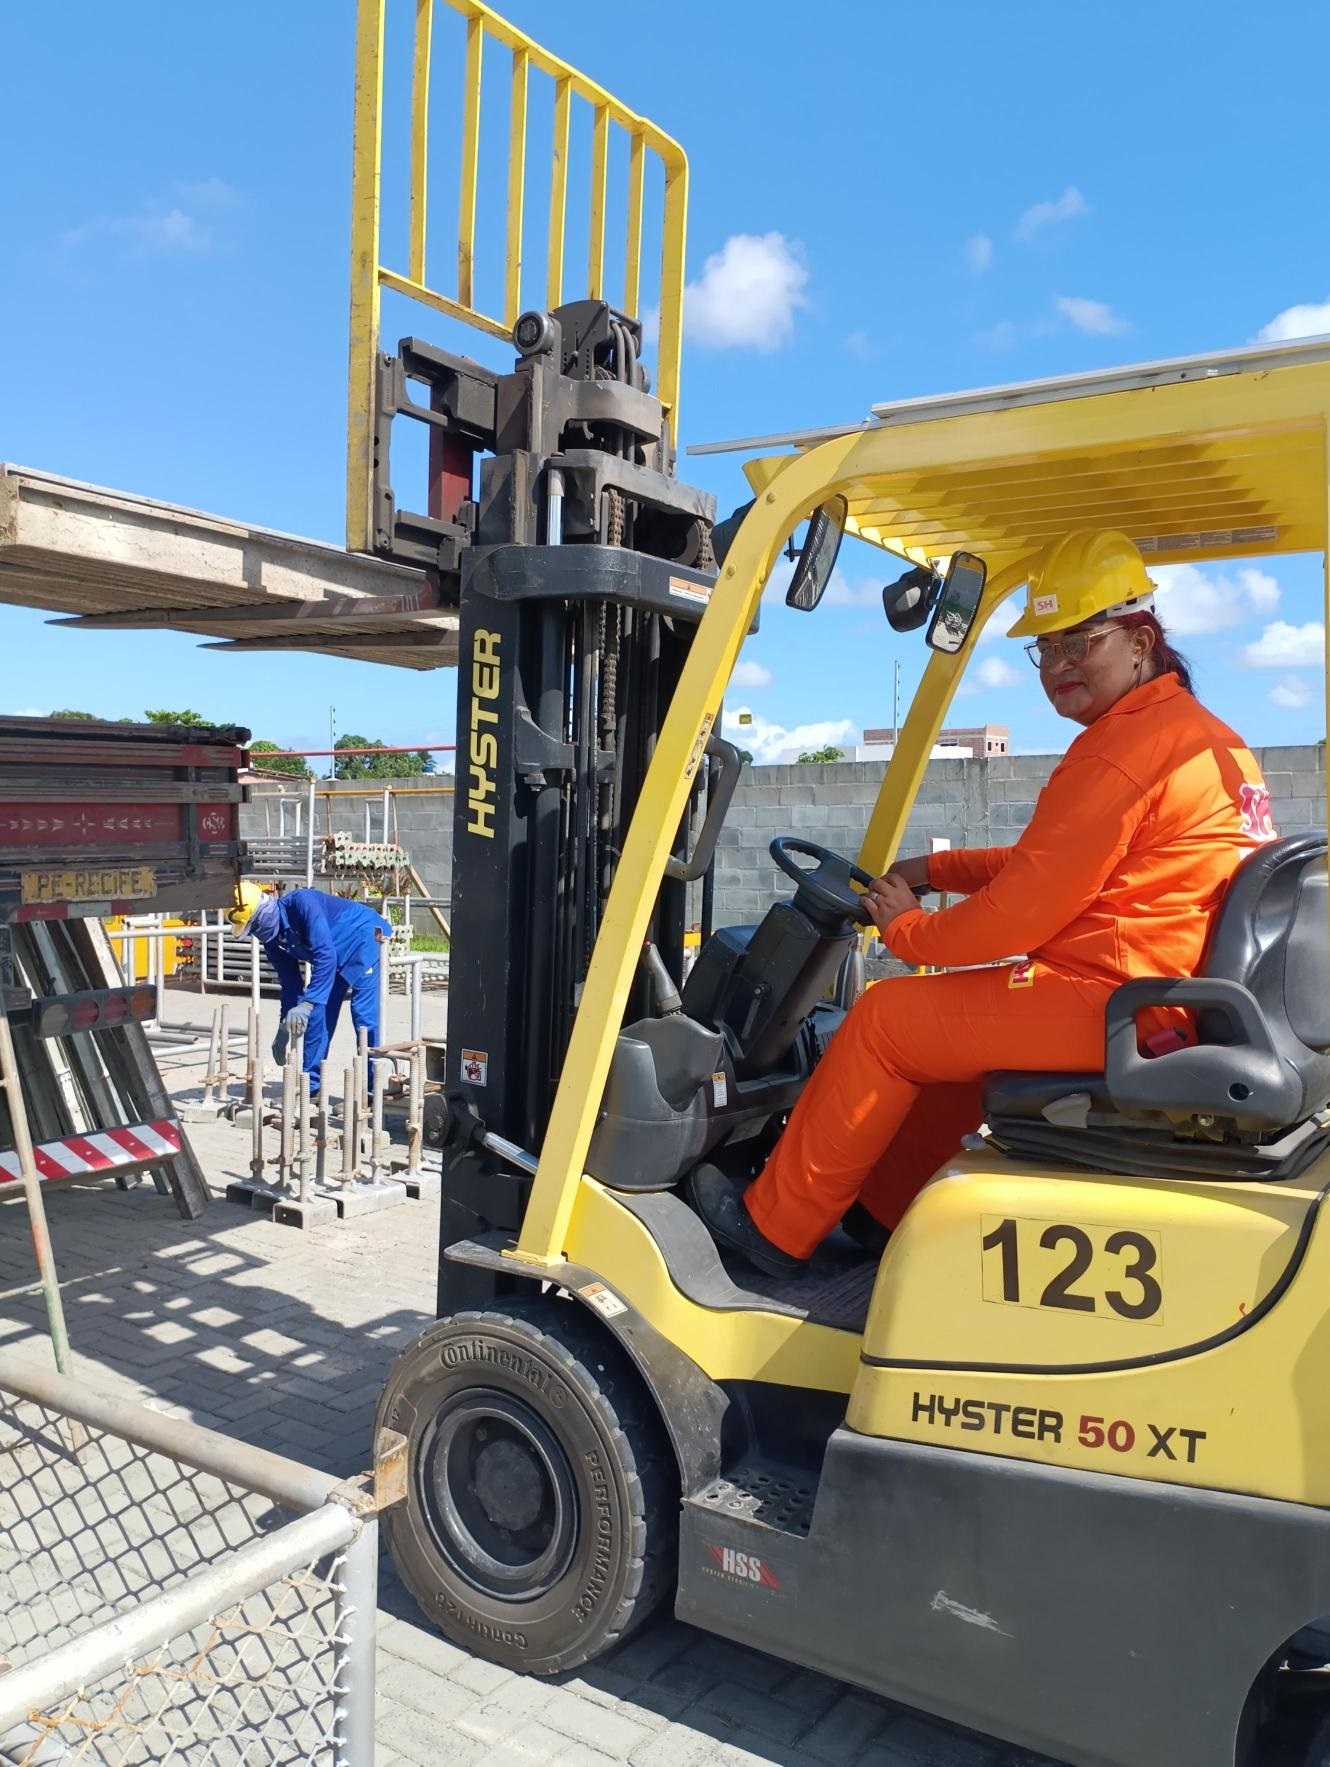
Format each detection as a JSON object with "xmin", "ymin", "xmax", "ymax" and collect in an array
[{"xmin": 984, "ymin": 834, "xmax": 1330, "ymax": 1176}]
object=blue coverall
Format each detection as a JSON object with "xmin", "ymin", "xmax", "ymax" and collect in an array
[{"xmin": 256, "ymin": 892, "xmax": 392, "ymax": 1090}]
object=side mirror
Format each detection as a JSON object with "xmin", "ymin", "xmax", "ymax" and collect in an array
[
  {"xmin": 786, "ymin": 497, "xmax": 848, "ymax": 611},
  {"xmin": 883, "ymin": 564, "xmax": 941, "ymax": 633},
  {"xmin": 926, "ymin": 552, "xmax": 988, "ymax": 654}
]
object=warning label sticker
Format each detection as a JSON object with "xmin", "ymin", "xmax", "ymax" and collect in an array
[
  {"xmin": 460, "ymin": 1048, "xmax": 489, "ymax": 1087},
  {"xmin": 668, "ymin": 576, "xmax": 712, "ymax": 606},
  {"xmin": 578, "ymin": 1281, "xmax": 628, "ymax": 1320}
]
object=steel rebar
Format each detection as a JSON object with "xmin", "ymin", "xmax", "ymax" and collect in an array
[
  {"xmin": 316, "ymin": 1063, "xmax": 329, "ymax": 1186},
  {"xmin": 216, "ymin": 1004, "xmax": 230, "ymax": 1100},
  {"xmin": 342, "ymin": 1066, "xmax": 357, "ymax": 1186},
  {"xmin": 202, "ymin": 1007, "xmax": 222, "ymax": 1107},
  {"xmin": 371, "ymin": 1058, "xmax": 386, "ymax": 1178},
  {"xmin": 405, "ymin": 1043, "xmax": 423, "ymax": 1178},
  {"xmin": 298, "ymin": 1071, "xmax": 313, "ymax": 1203}
]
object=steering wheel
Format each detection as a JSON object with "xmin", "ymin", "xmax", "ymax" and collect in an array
[{"xmin": 770, "ymin": 836, "xmax": 877, "ymax": 925}]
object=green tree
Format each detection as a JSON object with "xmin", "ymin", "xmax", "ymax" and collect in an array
[
  {"xmin": 797, "ymin": 745, "xmax": 844, "ymax": 764},
  {"xmin": 49, "ymin": 709, "xmax": 100, "ymax": 720},
  {"xmin": 143, "ymin": 708, "xmax": 211, "ymax": 726},
  {"xmin": 736, "ymin": 748, "xmax": 754, "ymax": 766},
  {"xmin": 333, "ymin": 734, "xmax": 428, "ymax": 780},
  {"xmin": 249, "ymin": 739, "xmax": 311, "ymax": 777}
]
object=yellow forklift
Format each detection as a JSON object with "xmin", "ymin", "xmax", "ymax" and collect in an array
[{"xmin": 346, "ymin": 5, "xmax": 1330, "ymax": 1761}]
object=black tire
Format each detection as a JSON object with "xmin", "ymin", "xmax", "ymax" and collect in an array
[{"xmin": 376, "ymin": 1294, "xmax": 677, "ymax": 1674}]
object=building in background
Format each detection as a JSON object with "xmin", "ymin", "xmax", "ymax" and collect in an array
[{"xmin": 775, "ymin": 723, "xmax": 1010, "ymax": 764}]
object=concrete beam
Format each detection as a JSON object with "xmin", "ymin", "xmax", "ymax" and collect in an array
[{"xmin": 0, "ymin": 465, "xmax": 459, "ymax": 670}]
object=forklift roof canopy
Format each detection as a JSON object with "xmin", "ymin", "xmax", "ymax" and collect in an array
[{"xmin": 698, "ymin": 335, "xmax": 1330, "ymax": 574}]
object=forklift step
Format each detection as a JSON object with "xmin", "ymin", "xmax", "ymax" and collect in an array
[
  {"xmin": 613, "ymin": 1190, "xmax": 880, "ymax": 1332},
  {"xmin": 689, "ymin": 1461, "xmax": 818, "ymax": 1538}
]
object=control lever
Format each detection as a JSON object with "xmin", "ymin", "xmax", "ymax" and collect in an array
[{"xmin": 641, "ymin": 942, "xmax": 683, "ymax": 1016}]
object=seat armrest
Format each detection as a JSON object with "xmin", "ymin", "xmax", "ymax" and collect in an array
[{"xmin": 1105, "ymin": 977, "xmax": 1301, "ymax": 1130}]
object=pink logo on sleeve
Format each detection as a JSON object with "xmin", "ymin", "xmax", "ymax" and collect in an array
[{"xmin": 1238, "ymin": 782, "xmax": 1278, "ymax": 843}]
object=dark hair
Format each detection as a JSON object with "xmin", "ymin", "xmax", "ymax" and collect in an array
[{"xmin": 1114, "ymin": 610, "xmax": 1193, "ymax": 693}]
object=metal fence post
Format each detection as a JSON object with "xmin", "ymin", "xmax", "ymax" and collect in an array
[{"xmin": 333, "ymin": 1516, "xmax": 379, "ymax": 1767}]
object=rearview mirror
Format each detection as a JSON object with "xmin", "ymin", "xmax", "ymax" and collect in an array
[
  {"xmin": 786, "ymin": 497, "xmax": 848, "ymax": 611},
  {"xmin": 926, "ymin": 552, "xmax": 987, "ymax": 654}
]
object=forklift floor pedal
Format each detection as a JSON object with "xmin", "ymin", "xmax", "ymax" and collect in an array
[
  {"xmin": 689, "ymin": 1461, "xmax": 817, "ymax": 1538},
  {"xmin": 731, "ymin": 1256, "xmax": 878, "ymax": 1334}
]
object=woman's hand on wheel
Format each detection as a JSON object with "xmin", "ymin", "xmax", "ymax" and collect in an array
[
  {"xmin": 886, "ymin": 855, "xmax": 931, "ymax": 893},
  {"xmin": 860, "ymin": 871, "xmax": 923, "ymax": 933}
]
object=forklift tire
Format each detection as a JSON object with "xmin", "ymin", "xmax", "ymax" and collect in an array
[{"xmin": 376, "ymin": 1295, "xmax": 677, "ymax": 1675}]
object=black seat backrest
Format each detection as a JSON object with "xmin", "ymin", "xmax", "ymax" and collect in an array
[{"xmin": 1200, "ymin": 832, "xmax": 1330, "ymax": 1053}]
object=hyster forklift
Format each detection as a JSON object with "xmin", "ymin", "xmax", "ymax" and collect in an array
[{"xmin": 350, "ymin": 5, "xmax": 1330, "ymax": 1761}]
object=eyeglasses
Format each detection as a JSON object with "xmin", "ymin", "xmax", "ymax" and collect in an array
[{"xmin": 1024, "ymin": 627, "xmax": 1117, "ymax": 670}]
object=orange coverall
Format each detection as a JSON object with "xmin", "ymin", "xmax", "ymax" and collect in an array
[{"xmin": 745, "ymin": 674, "xmax": 1275, "ymax": 1259}]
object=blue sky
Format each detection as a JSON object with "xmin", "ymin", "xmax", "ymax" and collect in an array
[{"xmin": 2, "ymin": 0, "xmax": 1327, "ymax": 762}]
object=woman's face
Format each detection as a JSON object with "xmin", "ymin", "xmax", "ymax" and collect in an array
[{"xmin": 1035, "ymin": 618, "xmax": 1155, "ymax": 726}]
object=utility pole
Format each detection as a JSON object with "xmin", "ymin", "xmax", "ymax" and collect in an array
[{"xmin": 329, "ymin": 706, "xmax": 336, "ymax": 780}]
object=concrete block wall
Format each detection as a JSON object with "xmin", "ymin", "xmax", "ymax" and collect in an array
[{"xmin": 243, "ymin": 743, "xmax": 1325, "ymax": 928}]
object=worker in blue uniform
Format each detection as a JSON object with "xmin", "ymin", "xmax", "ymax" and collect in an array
[{"xmin": 228, "ymin": 883, "xmax": 392, "ymax": 1090}]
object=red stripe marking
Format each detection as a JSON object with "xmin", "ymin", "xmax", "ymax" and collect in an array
[
  {"xmin": 33, "ymin": 1147, "xmax": 74, "ymax": 1179},
  {"xmin": 61, "ymin": 1135, "xmax": 114, "ymax": 1169},
  {"xmin": 108, "ymin": 1127, "xmax": 159, "ymax": 1162}
]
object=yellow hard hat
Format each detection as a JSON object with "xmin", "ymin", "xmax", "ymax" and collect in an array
[
  {"xmin": 1006, "ymin": 529, "xmax": 1155, "ymax": 639},
  {"xmin": 226, "ymin": 879, "xmax": 271, "ymax": 933}
]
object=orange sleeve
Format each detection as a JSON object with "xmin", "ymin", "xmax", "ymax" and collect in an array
[
  {"xmin": 885, "ymin": 756, "xmax": 1148, "ymax": 969},
  {"xmin": 927, "ymin": 846, "xmax": 1011, "ymax": 895}
]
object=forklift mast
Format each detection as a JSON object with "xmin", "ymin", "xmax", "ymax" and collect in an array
[{"xmin": 345, "ymin": 0, "xmax": 723, "ymax": 1306}]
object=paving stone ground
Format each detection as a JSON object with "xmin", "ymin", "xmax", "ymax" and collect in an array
[{"xmin": 0, "ymin": 987, "xmax": 1062, "ymax": 1767}]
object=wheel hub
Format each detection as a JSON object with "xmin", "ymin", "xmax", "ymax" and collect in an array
[
  {"xmin": 473, "ymin": 1436, "xmax": 545, "ymax": 1532},
  {"xmin": 419, "ymin": 1388, "xmax": 579, "ymax": 1601}
]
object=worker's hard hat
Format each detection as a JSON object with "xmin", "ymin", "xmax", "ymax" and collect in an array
[
  {"xmin": 226, "ymin": 879, "xmax": 272, "ymax": 934},
  {"xmin": 1006, "ymin": 529, "xmax": 1155, "ymax": 639}
]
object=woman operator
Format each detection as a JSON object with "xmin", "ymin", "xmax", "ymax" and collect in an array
[{"xmin": 690, "ymin": 529, "xmax": 1277, "ymax": 1278}]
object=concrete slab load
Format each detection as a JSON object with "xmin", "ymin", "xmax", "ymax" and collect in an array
[{"xmin": 0, "ymin": 465, "xmax": 459, "ymax": 671}]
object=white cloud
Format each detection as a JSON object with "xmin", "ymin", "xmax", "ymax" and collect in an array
[
  {"xmin": 10, "ymin": 706, "xmax": 48, "ymax": 717},
  {"xmin": 843, "ymin": 328, "xmax": 875, "ymax": 360},
  {"xmin": 820, "ymin": 569, "xmax": 883, "ymax": 610},
  {"xmin": 1270, "ymin": 675, "xmax": 1315, "ymax": 709},
  {"xmin": 731, "ymin": 658, "xmax": 772, "ymax": 689},
  {"xmin": 974, "ymin": 656, "xmax": 1020, "ymax": 689},
  {"xmin": 173, "ymin": 177, "xmax": 244, "ymax": 209},
  {"xmin": 1150, "ymin": 563, "xmax": 1280, "ymax": 636},
  {"xmin": 965, "ymin": 233, "xmax": 993, "ymax": 273},
  {"xmin": 1256, "ymin": 299, "xmax": 1330, "ymax": 343},
  {"xmin": 721, "ymin": 708, "xmax": 853, "ymax": 764},
  {"xmin": 60, "ymin": 179, "xmax": 242, "ymax": 259},
  {"xmin": 63, "ymin": 208, "xmax": 211, "ymax": 254},
  {"xmin": 1014, "ymin": 186, "xmax": 1089, "ymax": 242},
  {"xmin": 685, "ymin": 232, "xmax": 808, "ymax": 351},
  {"xmin": 975, "ymin": 319, "xmax": 1019, "ymax": 351},
  {"xmin": 1055, "ymin": 295, "xmax": 1129, "ymax": 336},
  {"xmin": 1242, "ymin": 621, "xmax": 1325, "ymax": 669},
  {"xmin": 977, "ymin": 593, "xmax": 1024, "ymax": 641}
]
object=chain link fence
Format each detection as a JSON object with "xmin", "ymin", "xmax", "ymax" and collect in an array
[{"xmin": 0, "ymin": 1359, "xmax": 389, "ymax": 1765}]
